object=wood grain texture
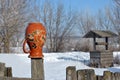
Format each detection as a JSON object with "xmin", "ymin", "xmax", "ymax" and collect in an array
[{"xmin": 31, "ymin": 58, "xmax": 44, "ymax": 80}]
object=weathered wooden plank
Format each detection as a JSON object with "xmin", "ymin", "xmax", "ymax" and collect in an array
[
  {"xmin": 97, "ymin": 76, "xmax": 103, "ymax": 80},
  {"xmin": 0, "ymin": 77, "xmax": 39, "ymax": 80},
  {"xmin": 95, "ymin": 42, "xmax": 108, "ymax": 45},
  {"xmin": 66, "ymin": 66, "xmax": 77, "ymax": 80},
  {"xmin": 77, "ymin": 70, "xmax": 85, "ymax": 80},
  {"xmin": 114, "ymin": 72, "xmax": 120, "ymax": 80},
  {"xmin": 103, "ymin": 71, "xmax": 111, "ymax": 80},
  {"xmin": 101, "ymin": 55, "xmax": 113, "ymax": 58},
  {"xmin": 77, "ymin": 69, "xmax": 96, "ymax": 80},
  {"xmin": 31, "ymin": 58, "xmax": 44, "ymax": 80},
  {"xmin": 111, "ymin": 73, "xmax": 115, "ymax": 80},
  {"xmin": 0, "ymin": 62, "xmax": 5, "ymax": 77},
  {"xmin": 90, "ymin": 50, "xmax": 113, "ymax": 68},
  {"xmin": 4, "ymin": 67, "xmax": 12, "ymax": 77}
]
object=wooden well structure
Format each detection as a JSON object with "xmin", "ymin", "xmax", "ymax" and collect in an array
[{"xmin": 83, "ymin": 30, "xmax": 117, "ymax": 68}]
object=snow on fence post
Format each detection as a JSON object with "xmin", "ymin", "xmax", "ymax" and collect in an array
[
  {"xmin": 66, "ymin": 66, "xmax": 77, "ymax": 80},
  {"xmin": 103, "ymin": 71, "xmax": 111, "ymax": 80},
  {"xmin": 31, "ymin": 58, "xmax": 44, "ymax": 80},
  {"xmin": 0, "ymin": 62, "xmax": 5, "ymax": 77},
  {"xmin": 77, "ymin": 69, "xmax": 96, "ymax": 80}
]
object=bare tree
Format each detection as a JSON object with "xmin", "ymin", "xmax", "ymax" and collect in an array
[
  {"xmin": 112, "ymin": 0, "xmax": 120, "ymax": 30},
  {"xmin": 76, "ymin": 11, "xmax": 96, "ymax": 51},
  {"xmin": 0, "ymin": 0, "xmax": 31, "ymax": 53},
  {"xmin": 32, "ymin": 1, "xmax": 77, "ymax": 52},
  {"xmin": 103, "ymin": 0, "xmax": 120, "ymax": 49},
  {"xmin": 77, "ymin": 10, "xmax": 96, "ymax": 35},
  {"xmin": 113, "ymin": 0, "xmax": 120, "ymax": 49},
  {"xmin": 96, "ymin": 7, "xmax": 115, "ymax": 31}
]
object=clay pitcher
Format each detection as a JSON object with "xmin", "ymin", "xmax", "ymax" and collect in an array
[{"xmin": 23, "ymin": 22, "xmax": 46, "ymax": 58}]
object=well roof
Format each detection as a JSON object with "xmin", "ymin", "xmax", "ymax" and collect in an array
[{"xmin": 83, "ymin": 30, "xmax": 118, "ymax": 38}]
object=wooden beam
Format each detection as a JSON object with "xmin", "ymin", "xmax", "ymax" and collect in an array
[
  {"xmin": 95, "ymin": 42, "xmax": 108, "ymax": 45},
  {"xmin": 31, "ymin": 58, "xmax": 44, "ymax": 80},
  {"xmin": 105, "ymin": 37, "xmax": 108, "ymax": 50},
  {"xmin": 0, "ymin": 63, "xmax": 5, "ymax": 77},
  {"xmin": 5, "ymin": 67, "xmax": 12, "ymax": 77},
  {"xmin": 93, "ymin": 33, "xmax": 96, "ymax": 51}
]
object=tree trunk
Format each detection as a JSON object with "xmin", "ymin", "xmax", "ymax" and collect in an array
[
  {"xmin": 0, "ymin": 47, "xmax": 1, "ymax": 53},
  {"xmin": 3, "ymin": 40, "xmax": 10, "ymax": 53}
]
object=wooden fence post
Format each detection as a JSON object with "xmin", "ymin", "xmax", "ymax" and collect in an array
[
  {"xmin": 118, "ymin": 73, "xmax": 120, "ymax": 80},
  {"xmin": 0, "ymin": 62, "xmax": 5, "ymax": 77},
  {"xmin": 114, "ymin": 72, "xmax": 120, "ymax": 80},
  {"xmin": 77, "ymin": 70, "xmax": 84, "ymax": 80},
  {"xmin": 31, "ymin": 58, "xmax": 44, "ymax": 80},
  {"xmin": 66, "ymin": 66, "xmax": 77, "ymax": 80},
  {"xmin": 111, "ymin": 73, "xmax": 115, "ymax": 80},
  {"xmin": 77, "ymin": 69, "xmax": 96, "ymax": 80},
  {"xmin": 4, "ymin": 67, "xmax": 12, "ymax": 77},
  {"xmin": 103, "ymin": 71, "xmax": 111, "ymax": 80},
  {"xmin": 97, "ymin": 76, "xmax": 103, "ymax": 80}
]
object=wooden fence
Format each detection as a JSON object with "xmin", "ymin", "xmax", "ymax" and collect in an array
[
  {"xmin": 0, "ymin": 60, "xmax": 44, "ymax": 80},
  {"xmin": 66, "ymin": 66, "xmax": 120, "ymax": 80},
  {"xmin": 0, "ymin": 77, "xmax": 38, "ymax": 80}
]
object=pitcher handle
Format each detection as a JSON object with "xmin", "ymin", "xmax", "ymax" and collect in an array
[{"xmin": 23, "ymin": 39, "xmax": 30, "ymax": 53}]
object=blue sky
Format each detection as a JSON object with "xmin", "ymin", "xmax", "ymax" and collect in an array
[
  {"xmin": 38, "ymin": 0, "xmax": 113, "ymax": 36},
  {"xmin": 48, "ymin": 0, "xmax": 113, "ymax": 14},
  {"xmin": 70, "ymin": 0, "xmax": 112, "ymax": 11}
]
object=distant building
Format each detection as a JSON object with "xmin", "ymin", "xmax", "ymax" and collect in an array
[{"xmin": 83, "ymin": 30, "xmax": 118, "ymax": 68}]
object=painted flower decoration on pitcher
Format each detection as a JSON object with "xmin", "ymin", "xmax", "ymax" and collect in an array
[{"xmin": 26, "ymin": 30, "xmax": 46, "ymax": 49}]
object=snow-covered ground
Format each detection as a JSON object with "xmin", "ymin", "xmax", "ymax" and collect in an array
[{"xmin": 0, "ymin": 52, "xmax": 120, "ymax": 80}]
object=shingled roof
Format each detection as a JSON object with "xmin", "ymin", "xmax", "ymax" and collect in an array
[{"xmin": 83, "ymin": 30, "xmax": 118, "ymax": 38}]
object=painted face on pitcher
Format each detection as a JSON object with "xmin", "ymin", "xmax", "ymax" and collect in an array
[
  {"xmin": 26, "ymin": 30, "xmax": 46, "ymax": 49},
  {"xmin": 27, "ymin": 34, "xmax": 34, "ymax": 42}
]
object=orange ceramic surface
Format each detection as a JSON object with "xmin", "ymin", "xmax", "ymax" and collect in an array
[{"xmin": 23, "ymin": 22, "xmax": 46, "ymax": 58}]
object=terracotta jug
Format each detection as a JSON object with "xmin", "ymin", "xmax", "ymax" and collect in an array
[{"xmin": 23, "ymin": 22, "xmax": 46, "ymax": 58}]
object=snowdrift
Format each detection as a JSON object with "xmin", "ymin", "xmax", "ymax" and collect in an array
[{"xmin": 0, "ymin": 52, "xmax": 119, "ymax": 80}]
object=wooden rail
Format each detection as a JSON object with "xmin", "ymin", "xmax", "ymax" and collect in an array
[{"xmin": 95, "ymin": 42, "xmax": 108, "ymax": 45}]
